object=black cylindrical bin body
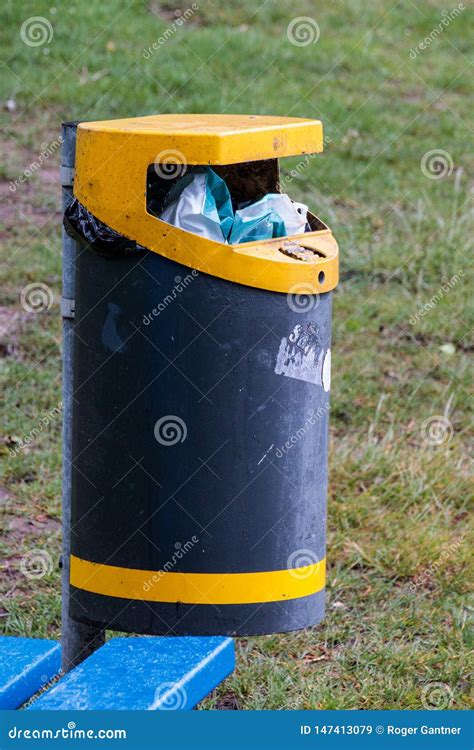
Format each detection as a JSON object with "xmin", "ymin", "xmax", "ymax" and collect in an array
[{"xmin": 69, "ymin": 248, "xmax": 331, "ymax": 636}]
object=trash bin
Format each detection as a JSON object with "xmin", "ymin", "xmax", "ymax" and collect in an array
[{"xmin": 67, "ymin": 114, "xmax": 339, "ymax": 636}]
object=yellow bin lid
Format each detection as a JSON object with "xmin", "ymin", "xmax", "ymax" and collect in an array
[
  {"xmin": 77, "ymin": 113, "xmax": 323, "ymax": 165},
  {"xmin": 74, "ymin": 113, "xmax": 337, "ymax": 294}
]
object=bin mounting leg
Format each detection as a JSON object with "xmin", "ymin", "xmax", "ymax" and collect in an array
[{"xmin": 60, "ymin": 121, "xmax": 105, "ymax": 671}]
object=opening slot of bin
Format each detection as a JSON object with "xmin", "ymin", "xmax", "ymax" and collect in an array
[{"xmin": 146, "ymin": 159, "xmax": 329, "ymax": 240}]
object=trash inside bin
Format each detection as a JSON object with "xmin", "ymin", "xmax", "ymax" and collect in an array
[
  {"xmin": 160, "ymin": 167, "xmax": 234, "ymax": 243},
  {"xmin": 229, "ymin": 193, "xmax": 308, "ymax": 244},
  {"xmin": 158, "ymin": 166, "xmax": 309, "ymax": 244},
  {"xmin": 65, "ymin": 170, "xmax": 311, "ymax": 249}
]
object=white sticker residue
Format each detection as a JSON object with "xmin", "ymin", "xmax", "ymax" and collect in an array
[
  {"xmin": 274, "ymin": 322, "xmax": 330, "ymax": 389},
  {"xmin": 322, "ymin": 349, "xmax": 331, "ymax": 392}
]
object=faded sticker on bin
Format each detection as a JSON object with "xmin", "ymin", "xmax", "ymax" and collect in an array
[{"xmin": 274, "ymin": 322, "xmax": 331, "ymax": 390}]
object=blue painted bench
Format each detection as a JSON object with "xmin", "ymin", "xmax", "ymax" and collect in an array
[
  {"xmin": 0, "ymin": 636, "xmax": 234, "ymax": 710},
  {"xmin": 0, "ymin": 636, "xmax": 61, "ymax": 709}
]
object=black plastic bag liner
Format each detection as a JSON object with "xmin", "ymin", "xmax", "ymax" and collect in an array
[{"xmin": 64, "ymin": 199, "xmax": 142, "ymax": 257}]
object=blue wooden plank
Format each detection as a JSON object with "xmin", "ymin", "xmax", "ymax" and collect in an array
[
  {"xmin": 30, "ymin": 636, "xmax": 234, "ymax": 710},
  {"xmin": 0, "ymin": 636, "xmax": 61, "ymax": 709}
]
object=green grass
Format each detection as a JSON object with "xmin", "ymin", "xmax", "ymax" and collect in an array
[{"xmin": 1, "ymin": 0, "xmax": 472, "ymax": 709}]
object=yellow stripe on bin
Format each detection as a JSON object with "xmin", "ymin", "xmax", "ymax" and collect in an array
[{"xmin": 70, "ymin": 555, "xmax": 326, "ymax": 605}]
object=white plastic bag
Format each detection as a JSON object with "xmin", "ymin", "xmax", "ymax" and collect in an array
[
  {"xmin": 160, "ymin": 168, "xmax": 233, "ymax": 243},
  {"xmin": 229, "ymin": 193, "xmax": 308, "ymax": 244},
  {"xmin": 160, "ymin": 168, "xmax": 309, "ymax": 245}
]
